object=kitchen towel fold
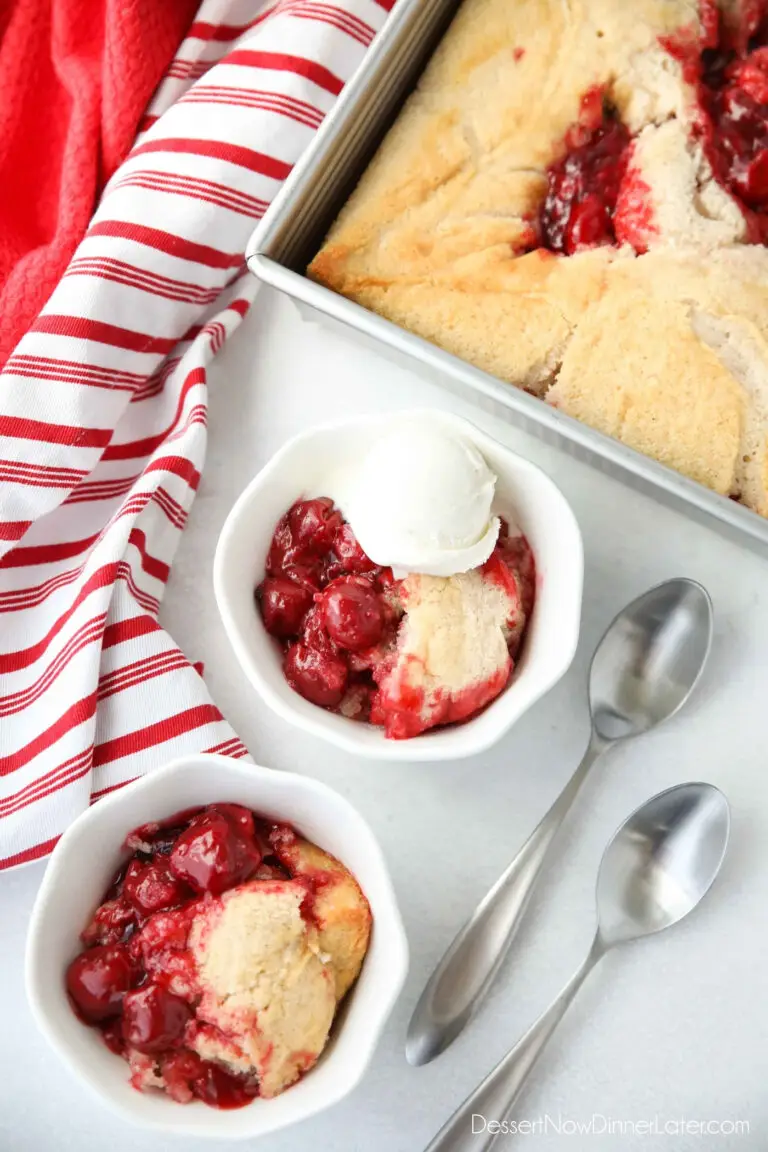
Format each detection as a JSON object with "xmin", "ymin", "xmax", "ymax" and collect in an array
[{"xmin": 0, "ymin": 0, "xmax": 390, "ymax": 869}]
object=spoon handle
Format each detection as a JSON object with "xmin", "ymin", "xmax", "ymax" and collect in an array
[
  {"xmin": 424, "ymin": 937, "xmax": 605, "ymax": 1152},
  {"xmin": 405, "ymin": 732, "xmax": 607, "ymax": 1064},
  {"xmin": 406, "ymin": 734, "xmax": 606, "ymax": 1066}
]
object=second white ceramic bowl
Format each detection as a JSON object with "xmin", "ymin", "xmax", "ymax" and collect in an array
[
  {"xmin": 214, "ymin": 409, "xmax": 584, "ymax": 761},
  {"xmin": 26, "ymin": 756, "xmax": 408, "ymax": 1140}
]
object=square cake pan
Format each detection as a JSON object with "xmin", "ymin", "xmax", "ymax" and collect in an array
[{"xmin": 245, "ymin": 0, "xmax": 768, "ymax": 560}]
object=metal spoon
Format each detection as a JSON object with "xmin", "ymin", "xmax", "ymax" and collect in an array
[
  {"xmin": 424, "ymin": 781, "xmax": 730, "ymax": 1152},
  {"xmin": 407, "ymin": 579, "xmax": 713, "ymax": 1067}
]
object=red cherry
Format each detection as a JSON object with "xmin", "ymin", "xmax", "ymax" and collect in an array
[
  {"xmin": 265, "ymin": 513, "xmax": 294, "ymax": 574},
  {"xmin": 66, "ymin": 945, "xmax": 135, "ymax": 1022},
  {"xmin": 258, "ymin": 577, "xmax": 313, "ymax": 638},
  {"xmin": 186, "ymin": 805, "xmax": 269, "ymax": 861},
  {"xmin": 122, "ymin": 984, "xmax": 191, "ymax": 1053},
  {"xmin": 321, "ymin": 578, "xmax": 384, "ymax": 651},
  {"xmin": 131, "ymin": 907, "xmax": 195, "ymax": 965},
  {"xmin": 288, "ymin": 498, "xmax": 342, "ymax": 556},
  {"xmin": 123, "ymin": 858, "xmax": 186, "ymax": 917},
  {"xmin": 301, "ymin": 605, "xmax": 336, "ymax": 653},
  {"xmin": 169, "ymin": 813, "xmax": 262, "ymax": 895},
  {"xmin": 205, "ymin": 804, "xmax": 255, "ymax": 838},
  {"xmin": 80, "ymin": 898, "xmax": 136, "ymax": 947},
  {"xmin": 333, "ymin": 523, "xmax": 377, "ymax": 573},
  {"xmin": 283, "ymin": 563, "xmax": 324, "ymax": 591},
  {"xmin": 565, "ymin": 195, "xmax": 610, "ymax": 251},
  {"xmin": 284, "ymin": 642, "xmax": 348, "ymax": 707}
]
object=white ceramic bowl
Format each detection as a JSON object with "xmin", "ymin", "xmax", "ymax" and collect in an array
[
  {"xmin": 214, "ymin": 409, "xmax": 584, "ymax": 761},
  {"xmin": 25, "ymin": 755, "xmax": 408, "ymax": 1139}
]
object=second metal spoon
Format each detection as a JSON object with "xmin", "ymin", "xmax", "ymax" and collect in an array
[
  {"xmin": 424, "ymin": 781, "xmax": 730, "ymax": 1152},
  {"xmin": 406, "ymin": 578, "xmax": 713, "ymax": 1067}
]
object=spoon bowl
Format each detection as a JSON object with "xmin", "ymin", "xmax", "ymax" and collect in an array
[
  {"xmin": 589, "ymin": 579, "xmax": 713, "ymax": 743},
  {"xmin": 596, "ymin": 782, "xmax": 730, "ymax": 947}
]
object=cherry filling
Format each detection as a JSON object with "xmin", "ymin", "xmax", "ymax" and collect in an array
[
  {"xmin": 693, "ymin": 9, "xmax": 768, "ymax": 239},
  {"xmin": 258, "ymin": 499, "xmax": 536, "ymax": 737},
  {"xmin": 66, "ymin": 805, "xmax": 305, "ymax": 1110},
  {"xmin": 166, "ymin": 1052, "xmax": 259, "ymax": 1110},
  {"xmin": 536, "ymin": 6, "xmax": 768, "ymax": 256},
  {"xmin": 122, "ymin": 985, "xmax": 192, "ymax": 1053},
  {"xmin": 257, "ymin": 498, "xmax": 397, "ymax": 720},
  {"xmin": 123, "ymin": 858, "xmax": 186, "ymax": 917},
  {"xmin": 538, "ymin": 87, "xmax": 631, "ymax": 254}
]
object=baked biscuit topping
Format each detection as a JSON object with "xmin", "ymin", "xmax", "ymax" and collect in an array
[{"xmin": 310, "ymin": 0, "xmax": 768, "ymax": 514}]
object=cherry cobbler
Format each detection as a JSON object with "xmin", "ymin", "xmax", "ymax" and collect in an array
[
  {"xmin": 310, "ymin": 0, "xmax": 768, "ymax": 516},
  {"xmin": 65, "ymin": 804, "xmax": 371, "ymax": 1108},
  {"xmin": 257, "ymin": 498, "xmax": 535, "ymax": 739}
]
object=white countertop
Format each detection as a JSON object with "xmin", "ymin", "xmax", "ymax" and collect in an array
[{"xmin": 2, "ymin": 288, "xmax": 766, "ymax": 1151}]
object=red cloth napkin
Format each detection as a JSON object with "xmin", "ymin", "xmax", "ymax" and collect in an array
[
  {"xmin": 0, "ymin": 0, "xmax": 391, "ymax": 869},
  {"xmin": 0, "ymin": 0, "xmax": 200, "ymax": 366}
]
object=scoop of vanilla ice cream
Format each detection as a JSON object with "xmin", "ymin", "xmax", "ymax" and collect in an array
[
  {"xmin": 189, "ymin": 880, "xmax": 336, "ymax": 1098},
  {"xmin": 341, "ymin": 422, "xmax": 500, "ymax": 577}
]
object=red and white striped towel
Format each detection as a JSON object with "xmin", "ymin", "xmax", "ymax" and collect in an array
[{"xmin": 0, "ymin": 0, "xmax": 390, "ymax": 870}]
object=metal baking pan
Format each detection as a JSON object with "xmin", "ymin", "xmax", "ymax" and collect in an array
[{"xmin": 245, "ymin": 0, "xmax": 768, "ymax": 559}]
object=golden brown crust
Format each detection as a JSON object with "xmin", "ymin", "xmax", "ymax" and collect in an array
[
  {"xmin": 309, "ymin": 0, "xmax": 768, "ymax": 514},
  {"xmin": 549, "ymin": 269, "xmax": 744, "ymax": 494},
  {"xmin": 309, "ymin": 0, "xmax": 700, "ymax": 287},
  {"xmin": 549, "ymin": 246, "xmax": 768, "ymax": 505},
  {"xmin": 273, "ymin": 836, "xmax": 373, "ymax": 1002}
]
